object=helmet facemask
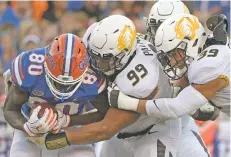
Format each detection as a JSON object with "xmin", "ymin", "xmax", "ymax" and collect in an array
[
  {"xmin": 157, "ymin": 41, "xmax": 190, "ymax": 80},
  {"xmin": 145, "ymin": 18, "xmax": 163, "ymax": 45},
  {"xmin": 89, "ymin": 48, "xmax": 126, "ymax": 76},
  {"xmin": 44, "ymin": 63, "xmax": 86, "ymax": 100},
  {"xmin": 146, "ymin": 18, "xmax": 163, "ymax": 36}
]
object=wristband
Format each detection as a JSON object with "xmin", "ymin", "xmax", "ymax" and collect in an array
[{"xmin": 45, "ymin": 132, "xmax": 70, "ymax": 150}]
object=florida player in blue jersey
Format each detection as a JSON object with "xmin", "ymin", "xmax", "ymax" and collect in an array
[{"xmin": 3, "ymin": 33, "xmax": 109, "ymax": 157}]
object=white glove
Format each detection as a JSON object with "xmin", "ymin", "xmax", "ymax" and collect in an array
[
  {"xmin": 52, "ymin": 110, "xmax": 70, "ymax": 134},
  {"xmin": 24, "ymin": 106, "xmax": 57, "ymax": 136},
  {"xmin": 107, "ymin": 83, "xmax": 139, "ymax": 111}
]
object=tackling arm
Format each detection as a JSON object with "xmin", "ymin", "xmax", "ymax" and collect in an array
[
  {"xmin": 31, "ymin": 108, "xmax": 140, "ymax": 150},
  {"xmin": 110, "ymin": 77, "xmax": 227, "ymax": 120},
  {"xmin": 66, "ymin": 108, "xmax": 139, "ymax": 145},
  {"xmin": 3, "ymin": 85, "xmax": 29, "ymax": 130}
]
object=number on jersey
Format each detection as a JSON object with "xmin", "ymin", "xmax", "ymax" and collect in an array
[
  {"xmin": 82, "ymin": 73, "xmax": 97, "ymax": 84},
  {"xmin": 28, "ymin": 54, "xmax": 45, "ymax": 75},
  {"xmin": 197, "ymin": 49, "xmax": 219, "ymax": 61},
  {"xmin": 127, "ymin": 64, "xmax": 148, "ymax": 86}
]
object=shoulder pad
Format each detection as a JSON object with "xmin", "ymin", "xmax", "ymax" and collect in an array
[
  {"xmin": 188, "ymin": 45, "xmax": 230, "ymax": 84},
  {"xmin": 11, "ymin": 48, "xmax": 46, "ymax": 92}
]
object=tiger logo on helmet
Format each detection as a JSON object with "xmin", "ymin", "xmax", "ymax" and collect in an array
[{"xmin": 44, "ymin": 33, "xmax": 88, "ymax": 99}]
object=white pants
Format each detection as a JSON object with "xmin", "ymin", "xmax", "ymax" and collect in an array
[
  {"xmin": 100, "ymin": 119, "xmax": 181, "ymax": 157},
  {"xmin": 10, "ymin": 130, "xmax": 96, "ymax": 157},
  {"xmin": 177, "ymin": 116, "xmax": 211, "ymax": 157}
]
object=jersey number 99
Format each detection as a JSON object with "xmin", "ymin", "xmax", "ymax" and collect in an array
[
  {"xmin": 197, "ymin": 49, "xmax": 219, "ymax": 61},
  {"xmin": 127, "ymin": 64, "xmax": 148, "ymax": 86}
]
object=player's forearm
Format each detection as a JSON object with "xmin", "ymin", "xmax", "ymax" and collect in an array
[
  {"xmin": 45, "ymin": 121, "xmax": 112, "ymax": 150},
  {"xmin": 4, "ymin": 110, "xmax": 27, "ymax": 131},
  {"xmin": 3, "ymin": 85, "xmax": 29, "ymax": 131},
  {"xmin": 66, "ymin": 121, "xmax": 111, "ymax": 145},
  {"xmin": 145, "ymin": 86, "xmax": 208, "ymax": 119},
  {"xmin": 44, "ymin": 108, "xmax": 139, "ymax": 150},
  {"xmin": 192, "ymin": 76, "xmax": 228, "ymax": 100},
  {"xmin": 69, "ymin": 111, "xmax": 105, "ymax": 126},
  {"xmin": 146, "ymin": 78, "xmax": 227, "ymax": 120}
]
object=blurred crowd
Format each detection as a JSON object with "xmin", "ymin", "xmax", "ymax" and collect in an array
[
  {"xmin": 0, "ymin": 1, "xmax": 230, "ymax": 76},
  {"xmin": 0, "ymin": 1, "xmax": 230, "ymax": 157}
]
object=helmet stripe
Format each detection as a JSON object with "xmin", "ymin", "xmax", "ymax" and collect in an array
[
  {"xmin": 63, "ymin": 33, "xmax": 73, "ymax": 76},
  {"xmin": 62, "ymin": 35, "xmax": 68, "ymax": 75},
  {"xmin": 69, "ymin": 35, "xmax": 75, "ymax": 75}
]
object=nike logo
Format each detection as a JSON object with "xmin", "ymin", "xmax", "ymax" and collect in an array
[
  {"xmin": 148, "ymin": 131, "xmax": 158, "ymax": 135},
  {"xmin": 153, "ymin": 100, "xmax": 160, "ymax": 111},
  {"xmin": 31, "ymin": 125, "xmax": 42, "ymax": 131}
]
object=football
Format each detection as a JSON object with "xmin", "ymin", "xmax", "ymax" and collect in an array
[{"xmin": 31, "ymin": 102, "xmax": 57, "ymax": 118}]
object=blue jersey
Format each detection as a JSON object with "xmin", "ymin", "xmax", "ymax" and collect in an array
[{"xmin": 11, "ymin": 47, "xmax": 106, "ymax": 115}]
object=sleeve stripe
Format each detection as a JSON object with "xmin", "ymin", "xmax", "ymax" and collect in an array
[
  {"xmin": 14, "ymin": 55, "xmax": 22, "ymax": 86},
  {"xmin": 19, "ymin": 53, "xmax": 25, "ymax": 80}
]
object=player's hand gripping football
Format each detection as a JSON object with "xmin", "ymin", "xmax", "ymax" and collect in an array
[
  {"xmin": 51, "ymin": 110, "xmax": 70, "ymax": 134},
  {"xmin": 107, "ymin": 83, "xmax": 139, "ymax": 111},
  {"xmin": 24, "ymin": 106, "xmax": 57, "ymax": 136}
]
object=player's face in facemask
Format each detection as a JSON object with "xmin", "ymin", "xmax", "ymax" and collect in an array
[
  {"xmin": 53, "ymin": 81, "xmax": 76, "ymax": 93},
  {"xmin": 169, "ymin": 48, "xmax": 186, "ymax": 69}
]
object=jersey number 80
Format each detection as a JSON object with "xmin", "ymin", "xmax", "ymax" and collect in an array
[{"xmin": 28, "ymin": 54, "xmax": 45, "ymax": 76}]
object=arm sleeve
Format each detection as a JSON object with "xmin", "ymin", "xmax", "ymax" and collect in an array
[{"xmin": 145, "ymin": 85, "xmax": 208, "ymax": 120}]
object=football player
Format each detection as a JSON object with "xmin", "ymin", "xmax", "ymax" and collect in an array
[
  {"xmin": 107, "ymin": 13, "xmax": 230, "ymax": 139},
  {"xmin": 28, "ymin": 15, "xmax": 182, "ymax": 157},
  {"xmin": 3, "ymin": 33, "xmax": 109, "ymax": 157},
  {"xmin": 137, "ymin": 1, "xmax": 215, "ymax": 157}
]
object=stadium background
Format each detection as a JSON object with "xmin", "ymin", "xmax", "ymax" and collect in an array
[{"xmin": 0, "ymin": 1, "xmax": 230, "ymax": 157}]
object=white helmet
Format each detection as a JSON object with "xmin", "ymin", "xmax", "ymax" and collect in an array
[
  {"xmin": 155, "ymin": 13, "xmax": 207, "ymax": 80},
  {"xmin": 146, "ymin": 0, "xmax": 190, "ymax": 43},
  {"xmin": 88, "ymin": 15, "xmax": 137, "ymax": 76}
]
